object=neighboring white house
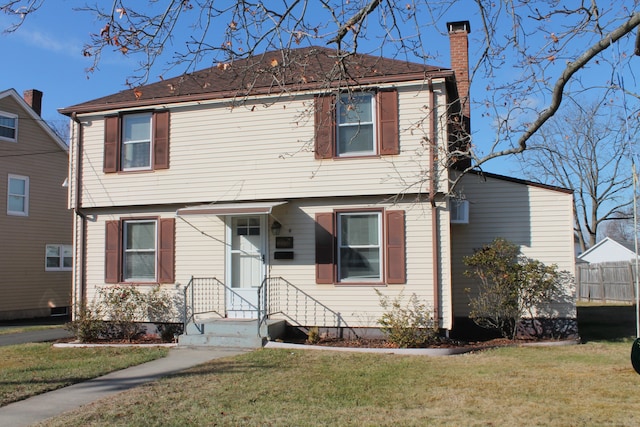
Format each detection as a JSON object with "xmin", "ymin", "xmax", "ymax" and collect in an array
[
  {"xmin": 577, "ymin": 237, "xmax": 638, "ymax": 264},
  {"xmin": 59, "ymin": 21, "xmax": 577, "ymax": 342}
]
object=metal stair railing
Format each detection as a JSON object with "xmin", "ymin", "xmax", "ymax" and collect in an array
[
  {"xmin": 183, "ymin": 276, "xmax": 259, "ymax": 335},
  {"xmin": 258, "ymin": 276, "xmax": 357, "ymax": 339}
]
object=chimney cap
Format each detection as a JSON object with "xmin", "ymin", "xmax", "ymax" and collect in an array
[{"xmin": 447, "ymin": 21, "xmax": 471, "ymax": 34}]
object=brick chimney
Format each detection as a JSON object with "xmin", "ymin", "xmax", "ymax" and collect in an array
[
  {"xmin": 447, "ymin": 21, "xmax": 471, "ymax": 122},
  {"xmin": 23, "ymin": 89, "xmax": 43, "ymax": 116},
  {"xmin": 447, "ymin": 21, "xmax": 471, "ymax": 170}
]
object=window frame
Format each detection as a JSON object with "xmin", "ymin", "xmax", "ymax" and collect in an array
[
  {"xmin": 314, "ymin": 88, "xmax": 399, "ymax": 160},
  {"xmin": 7, "ymin": 174, "xmax": 29, "ymax": 216},
  {"xmin": 45, "ymin": 244, "xmax": 73, "ymax": 271},
  {"xmin": 336, "ymin": 92, "xmax": 377, "ymax": 157},
  {"xmin": 122, "ymin": 219, "xmax": 158, "ymax": 283},
  {"xmin": 336, "ymin": 211, "xmax": 383, "ymax": 283},
  {"xmin": 103, "ymin": 110, "xmax": 170, "ymax": 173},
  {"xmin": 315, "ymin": 209, "xmax": 406, "ymax": 286},
  {"xmin": 121, "ymin": 112, "xmax": 153, "ymax": 171},
  {"xmin": 0, "ymin": 111, "xmax": 18, "ymax": 142},
  {"xmin": 105, "ymin": 217, "xmax": 175, "ymax": 285}
]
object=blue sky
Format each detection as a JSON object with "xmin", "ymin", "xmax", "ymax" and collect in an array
[{"xmin": 5, "ymin": 1, "xmax": 629, "ymax": 180}]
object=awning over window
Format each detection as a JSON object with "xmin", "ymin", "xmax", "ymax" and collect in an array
[{"xmin": 176, "ymin": 201, "xmax": 287, "ymax": 216}]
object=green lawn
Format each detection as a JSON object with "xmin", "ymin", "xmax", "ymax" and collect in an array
[
  {"xmin": 0, "ymin": 343, "xmax": 168, "ymax": 406},
  {"xmin": 38, "ymin": 304, "xmax": 640, "ymax": 427},
  {"xmin": 39, "ymin": 341, "xmax": 639, "ymax": 426}
]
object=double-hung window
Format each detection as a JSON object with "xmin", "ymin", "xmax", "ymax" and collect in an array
[
  {"xmin": 337, "ymin": 212, "xmax": 382, "ymax": 281},
  {"xmin": 7, "ymin": 174, "xmax": 29, "ymax": 216},
  {"xmin": 337, "ymin": 93, "xmax": 375, "ymax": 156},
  {"xmin": 105, "ymin": 218, "xmax": 175, "ymax": 284},
  {"xmin": 121, "ymin": 113, "xmax": 152, "ymax": 170},
  {"xmin": 123, "ymin": 220, "xmax": 157, "ymax": 282},
  {"xmin": 103, "ymin": 110, "xmax": 170, "ymax": 173},
  {"xmin": 0, "ymin": 112, "xmax": 17, "ymax": 142},
  {"xmin": 314, "ymin": 88, "xmax": 399, "ymax": 159},
  {"xmin": 46, "ymin": 244, "xmax": 73, "ymax": 271},
  {"xmin": 315, "ymin": 210, "xmax": 405, "ymax": 285}
]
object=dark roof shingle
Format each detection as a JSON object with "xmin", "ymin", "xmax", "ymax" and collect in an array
[{"xmin": 60, "ymin": 46, "xmax": 451, "ymax": 115}]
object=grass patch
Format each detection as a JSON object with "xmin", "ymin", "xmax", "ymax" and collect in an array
[
  {"xmin": 0, "ymin": 325, "xmax": 65, "ymax": 335},
  {"xmin": 0, "ymin": 343, "xmax": 168, "ymax": 406},
  {"xmin": 39, "ymin": 341, "xmax": 640, "ymax": 427}
]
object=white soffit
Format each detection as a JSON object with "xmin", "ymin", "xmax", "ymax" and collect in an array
[{"xmin": 176, "ymin": 201, "xmax": 287, "ymax": 216}]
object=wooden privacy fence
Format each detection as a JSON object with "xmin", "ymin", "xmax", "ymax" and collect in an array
[{"xmin": 577, "ymin": 261, "xmax": 639, "ymax": 303}]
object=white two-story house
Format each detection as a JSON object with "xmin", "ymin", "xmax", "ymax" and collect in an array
[{"xmin": 60, "ymin": 21, "xmax": 577, "ymax": 343}]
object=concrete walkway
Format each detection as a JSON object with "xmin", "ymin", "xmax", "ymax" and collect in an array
[{"xmin": 0, "ymin": 346, "xmax": 247, "ymax": 427}]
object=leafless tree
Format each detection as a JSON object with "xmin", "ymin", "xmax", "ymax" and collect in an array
[
  {"xmin": 523, "ymin": 98, "xmax": 635, "ymax": 252},
  {"xmin": 601, "ymin": 208, "xmax": 638, "ymax": 243},
  {"xmin": 2, "ymin": 1, "xmax": 639, "ymax": 179}
]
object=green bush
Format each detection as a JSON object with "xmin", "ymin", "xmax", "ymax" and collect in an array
[
  {"xmin": 464, "ymin": 237, "xmax": 569, "ymax": 339},
  {"xmin": 65, "ymin": 304, "xmax": 103, "ymax": 343},
  {"xmin": 67, "ymin": 284, "xmax": 177, "ymax": 342},
  {"xmin": 376, "ymin": 290, "xmax": 438, "ymax": 348}
]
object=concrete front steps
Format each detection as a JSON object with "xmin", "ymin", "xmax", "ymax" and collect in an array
[{"xmin": 178, "ymin": 318, "xmax": 286, "ymax": 348}]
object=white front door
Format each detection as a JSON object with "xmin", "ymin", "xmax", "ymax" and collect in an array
[{"xmin": 226, "ymin": 216, "xmax": 265, "ymax": 318}]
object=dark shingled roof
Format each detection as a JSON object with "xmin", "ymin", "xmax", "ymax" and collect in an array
[{"xmin": 60, "ymin": 46, "xmax": 452, "ymax": 115}]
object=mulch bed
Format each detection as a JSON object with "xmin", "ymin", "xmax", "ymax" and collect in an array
[{"xmin": 294, "ymin": 336, "xmax": 522, "ymax": 350}]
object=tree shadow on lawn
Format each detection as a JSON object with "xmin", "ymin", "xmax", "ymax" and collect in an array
[{"xmin": 577, "ymin": 304, "xmax": 637, "ymax": 343}]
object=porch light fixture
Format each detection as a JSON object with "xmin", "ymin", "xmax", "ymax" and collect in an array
[{"xmin": 270, "ymin": 220, "xmax": 282, "ymax": 236}]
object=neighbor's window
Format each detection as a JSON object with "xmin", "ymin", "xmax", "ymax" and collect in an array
[
  {"xmin": 337, "ymin": 93, "xmax": 376, "ymax": 156},
  {"xmin": 123, "ymin": 220, "xmax": 157, "ymax": 281},
  {"xmin": 0, "ymin": 112, "xmax": 17, "ymax": 142},
  {"xmin": 7, "ymin": 174, "xmax": 29, "ymax": 216},
  {"xmin": 337, "ymin": 212, "xmax": 382, "ymax": 282},
  {"xmin": 46, "ymin": 244, "xmax": 73, "ymax": 271},
  {"xmin": 121, "ymin": 113, "xmax": 152, "ymax": 170}
]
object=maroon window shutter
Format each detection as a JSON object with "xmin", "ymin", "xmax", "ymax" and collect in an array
[
  {"xmin": 103, "ymin": 116, "xmax": 120, "ymax": 173},
  {"xmin": 158, "ymin": 218, "xmax": 175, "ymax": 283},
  {"xmin": 105, "ymin": 220, "xmax": 121, "ymax": 283},
  {"xmin": 315, "ymin": 212, "xmax": 335, "ymax": 284},
  {"xmin": 385, "ymin": 210, "xmax": 406, "ymax": 284},
  {"xmin": 314, "ymin": 94, "xmax": 335, "ymax": 159},
  {"xmin": 378, "ymin": 89, "xmax": 399, "ymax": 155},
  {"xmin": 153, "ymin": 110, "xmax": 170, "ymax": 170}
]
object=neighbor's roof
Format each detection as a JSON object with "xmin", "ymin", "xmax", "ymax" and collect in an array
[
  {"xmin": 59, "ymin": 46, "xmax": 452, "ymax": 115},
  {"xmin": 0, "ymin": 88, "xmax": 68, "ymax": 151}
]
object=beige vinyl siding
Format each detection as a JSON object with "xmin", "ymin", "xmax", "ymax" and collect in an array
[
  {"xmin": 81, "ymin": 197, "xmax": 453, "ymax": 328},
  {"xmin": 73, "ymin": 80, "xmax": 449, "ymax": 208},
  {"xmin": 450, "ymin": 173, "xmax": 576, "ymax": 318},
  {"xmin": 0, "ymin": 95, "xmax": 71, "ymax": 319}
]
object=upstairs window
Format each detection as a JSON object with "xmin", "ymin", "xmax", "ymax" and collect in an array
[
  {"xmin": 0, "ymin": 112, "xmax": 17, "ymax": 142},
  {"xmin": 104, "ymin": 110, "xmax": 170, "ymax": 173},
  {"xmin": 7, "ymin": 174, "xmax": 29, "ymax": 216},
  {"xmin": 122, "ymin": 113, "xmax": 152, "ymax": 170},
  {"xmin": 315, "ymin": 88, "xmax": 399, "ymax": 159},
  {"xmin": 46, "ymin": 244, "xmax": 73, "ymax": 271},
  {"xmin": 337, "ymin": 93, "xmax": 375, "ymax": 156}
]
